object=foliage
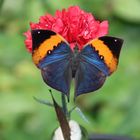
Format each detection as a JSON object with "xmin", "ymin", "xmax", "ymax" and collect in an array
[{"xmin": 0, "ymin": 0, "xmax": 140, "ymax": 139}]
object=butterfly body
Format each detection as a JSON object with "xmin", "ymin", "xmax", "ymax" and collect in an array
[{"xmin": 31, "ymin": 30, "xmax": 123, "ymax": 99}]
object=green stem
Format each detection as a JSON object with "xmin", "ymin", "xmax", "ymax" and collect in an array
[{"xmin": 61, "ymin": 94, "xmax": 69, "ymax": 119}]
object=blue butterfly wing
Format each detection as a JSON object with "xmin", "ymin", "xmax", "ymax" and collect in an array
[
  {"xmin": 75, "ymin": 44, "xmax": 107, "ymax": 97},
  {"xmin": 40, "ymin": 42, "xmax": 73, "ymax": 98},
  {"xmin": 31, "ymin": 30, "xmax": 73, "ymax": 98},
  {"xmin": 75, "ymin": 36, "xmax": 123, "ymax": 97}
]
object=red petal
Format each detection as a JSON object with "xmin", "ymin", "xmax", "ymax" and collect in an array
[
  {"xmin": 96, "ymin": 20, "xmax": 109, "ymax": 37},
  {"xmin": 24, "ymin": 6, "xmax": 109, "ymax": 52}
]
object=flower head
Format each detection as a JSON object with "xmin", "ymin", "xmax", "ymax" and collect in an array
[{"xmin": 24, "ymin": 6, "xmax": 108, "ymax": 52}]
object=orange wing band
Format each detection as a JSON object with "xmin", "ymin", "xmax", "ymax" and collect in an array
[
  {"xmin": 91, "ymin": 39, "xmax": 118, "ymax": 74},
  {"xmin": 32, "ymin": 34, "xmax": 65, "ymax": 65}
]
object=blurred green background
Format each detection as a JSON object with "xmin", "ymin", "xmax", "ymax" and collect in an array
[{"xmin": 0, "ymin": 0, "xmax": 140, "ymax": 139}]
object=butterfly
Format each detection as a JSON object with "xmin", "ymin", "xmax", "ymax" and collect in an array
[{"xmin": 31, "ymin": 29, "xmax": 123, "ymax": 100}]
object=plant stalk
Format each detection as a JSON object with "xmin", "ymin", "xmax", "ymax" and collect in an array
[{"xmin": 61, "ymin": 94, "xmax": 69, "ymax": 119}]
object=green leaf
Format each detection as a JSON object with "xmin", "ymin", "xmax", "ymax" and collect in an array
[
  {"xmin": 75, "ymin": 107, "xmax": 89, "ymax": 124},
  {"xmin": 33, "ymin": 96, "xmax": 54, "ymax": 107}
]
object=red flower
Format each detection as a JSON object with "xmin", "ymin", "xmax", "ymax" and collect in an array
[{"xmin": 24, "ymin": 6, "xmax": 108, "ymax": 52}]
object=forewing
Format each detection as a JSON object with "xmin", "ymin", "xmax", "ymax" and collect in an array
[
  {"xmin": 31, "ymin": 29, "xmax": 73, "ymax": 98},
  {"xmin": 88, "ymin": 36, "xmax": 123, "ymax": 75}
]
